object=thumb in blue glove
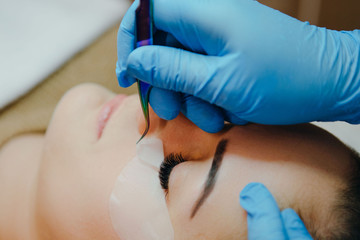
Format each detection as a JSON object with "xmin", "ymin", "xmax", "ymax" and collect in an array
[{"xmin": 239, "ymin": 183, "xmax": 313, "ymax": 240}]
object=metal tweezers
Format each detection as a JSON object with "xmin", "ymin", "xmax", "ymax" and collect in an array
[{"xmin": 135, "ymin": 0, "xmax": 153, "ymax": 143}]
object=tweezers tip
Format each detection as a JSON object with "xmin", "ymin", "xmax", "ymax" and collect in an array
[
  {"xmin": 136, "ymin": 135, "xmax": 144, "ymax": 144},
  {"xmin": 136, "ymin": 127, "xmax": 149, "ymax": 144}
]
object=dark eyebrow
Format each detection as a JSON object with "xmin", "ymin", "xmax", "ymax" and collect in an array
[{"xmin": 190, "ymin": 139, "xmax": 228, "ymax": 219}]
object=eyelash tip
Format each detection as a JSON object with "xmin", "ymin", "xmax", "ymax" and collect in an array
[{"xmin": 158, "ymin": 153, "xmax": 186, "ymax": 192}]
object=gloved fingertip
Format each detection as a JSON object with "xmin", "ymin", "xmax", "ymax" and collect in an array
[
  {"xmin": 224, "ymin": 111, "xmax": 249, "ymax": 125},
  {"xmin": 154, "ymin": 109, "xmax": 180, "ymax": 120},
  {"xmin": 118, "ymin": 72, "xmax": 135, "ymax": 88},
  {"xmin": 240, "ymin": 183, "xmax": 287, "ymax": 240},
  {"xmin": 281, "ymin": 208, "xmax": 303, "ymax": 227},
  {"xmin": 149, "ymin": 87, "xmax": 181, "ymax": 120},
  {"xmin": 281, "ymin": 208, "xmax": 305, "ymax": 229},
  {"xmin": 181, "ymin": 120, "xmax": 223, "ymax": 133},
  {"xmin": 281, "ymin": 208, "xmax": 313, "ymax": 239},
  {"xmin": 126, "ymin": 47, "xmax": 151, "ymax": 82},
  {"xmin": 233, "ymin": 119, "xmax": 249, "ymax": 125},
  {"xmin": 239, "ymin": 182, "xmax": 267, "ymax": 200},
  {"xmin": 239, "ymin": 182, "xmax": 274, "ymax": 212},
  {"xmin": 116, "ymin": 62, "xmax": 135, "ymax": 87},
  {"xmin": 181, "ymin": 96, "xmax": 224, "ymax": 133},
  {"xmin": 185, "ymin": 112, "xmax": 224, "ymax": 133},
  {"xmin": 200, "ymin": 121, "xmax": 224, "ymax": 133}
]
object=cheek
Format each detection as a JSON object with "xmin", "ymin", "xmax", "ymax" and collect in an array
[{"xmin": 36, "ymin": 142, "xmax": 136, "ymax": 239}]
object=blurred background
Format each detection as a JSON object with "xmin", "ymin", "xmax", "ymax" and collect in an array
[
  {"xmin": 260, "ymin": 0, "xmax": 360, "ymax": 30},
  {"xmin": 0, "ymin": 0, "xmax": 359, "ymax": 150}
]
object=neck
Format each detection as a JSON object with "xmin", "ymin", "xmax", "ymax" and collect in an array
[{"xmin": 0, "ymin": 134, "xmax": 44, "ymax": 240}]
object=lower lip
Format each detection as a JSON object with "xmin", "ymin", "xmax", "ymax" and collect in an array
[{"xmin": 97, "ymin": 94, "xmax": 127, "ymax": 139}]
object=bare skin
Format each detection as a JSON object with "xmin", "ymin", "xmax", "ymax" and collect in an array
[{"xmin": 0, "ymin": 83, "xmax": 352, "ymax": 239}]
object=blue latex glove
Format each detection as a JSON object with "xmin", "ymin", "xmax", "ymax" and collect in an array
[
  {"xmin": 116, "ymin": 0, "xmax": 360, "ymax": 133},
  {"xmin": 240, "ymin": 183, "xmax": 313, "ymax": 240}
]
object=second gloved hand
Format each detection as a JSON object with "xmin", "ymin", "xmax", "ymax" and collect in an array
[
  {"xmin": 240, "ymin": 183, "xmax": 313, "ymax": 240},
  {"xmin": 117, "ymin": 0, "xmax": 360, "ymax": 132}
]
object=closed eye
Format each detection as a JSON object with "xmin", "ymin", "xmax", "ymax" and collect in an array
[{"xmin": 159, "ymin": 153, "xmax": 187, "ymax": 194}]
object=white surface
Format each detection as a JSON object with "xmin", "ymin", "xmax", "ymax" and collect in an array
[
  {"xmin": 313, "ymin": 122, "xmax": 360, "ymax": 153},
  {"xmin": 0, "ymin": 0, "xmax": 130, "ymax": 109},
  {"xmin": 109, "ymin": 138, "xmax": 174, "ymax": 240}
]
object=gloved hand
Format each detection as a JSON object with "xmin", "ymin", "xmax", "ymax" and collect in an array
[
  {"xmin": 240, "ymin": 183, "xmax": 313, "ymax": 240},
  {"xmin": 116, "ymin": 0, "xmax": 360, "ymax": 133}
]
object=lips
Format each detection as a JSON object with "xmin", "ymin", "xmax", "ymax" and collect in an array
[{"xmin": 97, "ymin": 94, "xmax": 127, "ymax": 139}]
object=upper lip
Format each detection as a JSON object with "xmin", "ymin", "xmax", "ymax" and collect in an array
[{"xmin": 97, "ymin": 94, "xmax": 127, "ymax": 139}]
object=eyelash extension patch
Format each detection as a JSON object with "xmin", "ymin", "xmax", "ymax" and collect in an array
[{"xmin": 109, "ymin": 138, "xmax": 174, "ymax": 240}]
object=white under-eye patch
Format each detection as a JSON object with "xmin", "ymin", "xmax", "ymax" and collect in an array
[{"xmin": 109, "ymin": 137, "xmax": 174, "ymax": 240}]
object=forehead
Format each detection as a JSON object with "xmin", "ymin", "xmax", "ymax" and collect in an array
[
  {"xmin": 220, "ymin": 124, "xmax": 352, "ymax": 209},
  {"xmin": 225, "ymin": 124, "xmax": 350, "ymax": 168},
  {"xmin": 218, "ymin": 124, "xmax": 349, "ymax": 219}
]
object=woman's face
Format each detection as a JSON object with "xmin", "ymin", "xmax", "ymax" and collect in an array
[{"xmin": 36, "ymin": 83, "xmax": 351, "ymax": 239}]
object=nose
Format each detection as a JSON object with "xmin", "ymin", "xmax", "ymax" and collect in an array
[
  {"xmin": 138, "ymin": 107, "xmax": 221, "ymax": 161},
  {"xmin": 137, "ymin": 106, "xmax": 167, "ymax": 139}
]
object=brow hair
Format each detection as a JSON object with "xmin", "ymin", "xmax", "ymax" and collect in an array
[{"xmin": 190, "ymin": 139, "xmax": 228, "ymax": 219}]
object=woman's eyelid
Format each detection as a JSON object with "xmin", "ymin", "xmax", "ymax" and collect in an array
[{"xmin": 159, "ymin": 153, "xmax": 187, "ymax": 192}]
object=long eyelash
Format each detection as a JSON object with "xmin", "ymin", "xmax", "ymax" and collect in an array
[{"xmin": 159, "ymin": 153, "xmax": 186, "ymax": 193}]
